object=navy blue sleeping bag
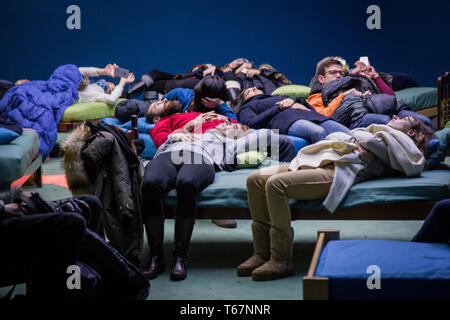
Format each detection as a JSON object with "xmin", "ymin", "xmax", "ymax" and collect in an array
[{"xmin": 0, "ymin": 64, "xmax": 82, "ymax": 158}]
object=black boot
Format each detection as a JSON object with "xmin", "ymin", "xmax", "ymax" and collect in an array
[
  {"xmin": 171, "ymin": 216, "xmax": 195, "ymax": 281},
  {"xmin": 144, "ymin": 90, "xmax": 159, "ymax": 102},
  {"xmin": 143, "ymin": 216, "xmax": 165, "ymax": 279},
  {"xmin": 126, "ymin": 74, "xmax": 154, "ymax": 98}
]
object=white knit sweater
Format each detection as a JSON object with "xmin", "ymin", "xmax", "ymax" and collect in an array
[{"xmin": 77, "ymin": 67, "xmax": 123, "ymax": 104}]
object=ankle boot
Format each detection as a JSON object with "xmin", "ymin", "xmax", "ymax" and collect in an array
[
  {"xmin": 143, "ymin": 216, "xmax": 165, "ymax": 279},
  {"xmin": 171, "ymin": 216, "xmax": 195, "ymax": 281},
  {"xmin": 237, "ymin": 221, "xmax": 270, "ymax": 276},
  {"xmin": 251, "ymin": 227, "xmax": 295, "ymax": 281},
  {"xmin": 126, "ymin": 74, "xmax": 154, "ymax": 98}
]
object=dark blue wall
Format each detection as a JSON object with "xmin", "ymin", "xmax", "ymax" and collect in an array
[{"xmin": 1, "ymin": 0, "xmax": 449, "ymax": 87}]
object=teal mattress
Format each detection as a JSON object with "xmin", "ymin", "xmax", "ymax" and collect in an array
[
  {"xmin": 0, "ymin": 129, "xmax": 40, "ymax": 183},
  {"xmin": 164, "ymin": 160, "xmax": 450, "ymax": 210},
  {"xmin": 395, "ymin": 87, "xmax": 437, "ymax": 111}
]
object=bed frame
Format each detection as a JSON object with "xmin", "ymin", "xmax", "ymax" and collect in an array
[
  {"xmin": 302, "ymin": 229, "xmax": 340, "ymax": 300},
  {"xmin": 164, "ymin": 200, "xmax": 437, "ymax": 221},
  {"xmin": 437, "ymin": 72, "xmax": 450, "ymax": 129}
]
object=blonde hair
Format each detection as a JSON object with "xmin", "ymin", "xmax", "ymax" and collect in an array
[{"xmin": 78, "ymin": 75, "xmax": 90, "ymax": 91}]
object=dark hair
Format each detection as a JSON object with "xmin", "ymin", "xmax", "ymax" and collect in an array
[
  {"xmin": 187, "ymin": 75, "xmax": 228, "ymax": 112},
  {"xmin": 230, "ymin": 90, "xmax": 246, "ymax": 114},
  {"xmin": 408, "ymin": 117, "xmax": 435, "ymax": 156},
  {"xmin": 145, "ymin": 100, "xmax": 182, "ymax": 123},
  {"xmin": 316, "ymin": 58, "xmax": 343, "ymax": 76}
]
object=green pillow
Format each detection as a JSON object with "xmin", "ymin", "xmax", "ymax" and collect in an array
[
  {"xmin": 272, "ymin": 85, "xmax": 311, "ymax": 98},
  {"xmin": 427, "ymin": 128, "xmax": 450, "ymax": 169},
  {"xmin": 236, "ymin": 151, "xmax": 267, "ymax": 169},
  {"xmin": 61, "ymin": 99, "xmax": 125, "ymax": 122}
]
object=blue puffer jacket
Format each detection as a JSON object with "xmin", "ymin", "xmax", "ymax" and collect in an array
[{"xmin": 0, "ymin": 64, "xmax": 81, "ymax": 157}]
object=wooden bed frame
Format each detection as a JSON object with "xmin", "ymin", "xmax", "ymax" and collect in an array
[
  {"xmin": 302, "ymin": 229, "xmax": 340, "ymax": 300},
  {"xmin": 437, "ymin": 72, "xmax": 450, "ymax": 129}
]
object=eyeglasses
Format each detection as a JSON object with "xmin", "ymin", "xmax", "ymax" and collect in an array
[
  {"xmin": 325, "ymin": 70, "xmax": 345, "ymax": 77},
  {"xmin": 401, "ymin": 116, "xmax": 416, "ymax": 130}
]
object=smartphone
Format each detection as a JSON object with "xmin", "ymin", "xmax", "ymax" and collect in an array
[
  {"xmin": 114, "ymin": 67, "xmax": 129, "ymax": 78},
  {"xmin": 359, "ymin": 56, "xmax": 370, "ymax": 66}
]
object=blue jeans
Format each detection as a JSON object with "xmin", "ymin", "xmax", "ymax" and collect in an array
[
  {"xmin": 287, "ymin": 119, "xmax": 349, "ymax": 143},
  {"xmin": 350, "ymin": 113, "xmax": 391, "ymax": 129}
]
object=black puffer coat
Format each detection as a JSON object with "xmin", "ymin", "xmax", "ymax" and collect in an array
[{"xmin": 322, "ymin": 75, "xmax": 380, "ymax": 106}]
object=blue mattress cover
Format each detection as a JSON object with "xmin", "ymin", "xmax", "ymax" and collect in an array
[
  {"xmin": 315, "ymin": 240, "xmax": 450, "ymax": 299},
  {"xmin": 395, "ymin": 87, "xmax": 437, "ymax": 111}
]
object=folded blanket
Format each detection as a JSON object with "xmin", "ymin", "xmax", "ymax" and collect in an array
[{"xmin": 0, "ymin": 64, "xmax": 82, "ymax": 157}]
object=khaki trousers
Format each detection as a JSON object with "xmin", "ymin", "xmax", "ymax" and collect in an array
[{"xmin": 246, "ymin": 165, "xmax": 335, "ymax": 233}]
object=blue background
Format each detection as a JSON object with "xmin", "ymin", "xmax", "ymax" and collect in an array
[{"xmin": 1, "ymin": 0, "xmax": 448, "ymax": 87}]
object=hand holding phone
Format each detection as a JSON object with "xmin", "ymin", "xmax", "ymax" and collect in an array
[
  {"xmin": 114, "ymin": 67, "xmax": 130, "ymax": 78},
  {"xmin": 359, "ymin": 56, "xmax": 370, "ymax": 71}
]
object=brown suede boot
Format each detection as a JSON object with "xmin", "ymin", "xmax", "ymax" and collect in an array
[
  {"xmin": 237, "ymin": 221, "xmax": 270, "ymax": 276},
  {"xmin": 251, "ymin": 227, "xmax": 295, "ymax": 281}
]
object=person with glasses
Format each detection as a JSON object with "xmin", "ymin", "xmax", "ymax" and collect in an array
[
  {"xmin": 237, "ymin": 115, "xmax": 435, "ymax": 281},
  {"xmin": 307, "ymin": 58, "xmax": 431, "ymax": 129},
  {"xmin": 307, "ymin": 57, "xmax": 380, "ymax": 118}
]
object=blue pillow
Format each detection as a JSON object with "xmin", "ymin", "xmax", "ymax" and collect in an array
[
  {"xmin": 427, "ymin": 138, "xmax": 440, "ymax": 158},
  {"xmin": 0, "ymin": 127, "xmax": 20, "ymax": 144}
]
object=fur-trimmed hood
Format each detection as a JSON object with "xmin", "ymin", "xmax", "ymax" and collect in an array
[{"xmin": 61, "ymin": 124, "xmax": 93, "ymax": 196}]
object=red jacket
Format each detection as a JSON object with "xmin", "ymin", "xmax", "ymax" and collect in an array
[{"xmin": 150, "ymin": 112, "xmax": 237, "ymax": 148}]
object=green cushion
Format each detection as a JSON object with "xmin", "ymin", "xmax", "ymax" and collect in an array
[
  {"xmin": 427, "ymin": 128, "xmax": 450, "ymax": 169},
  {"xmin": 272, "ymin": 85, "xmax": 311, "ymax": 98},
  {"xmin": 395, "ymin": 87, "xmax": 437, "ymax": 111},
  {"xmin": 0, "ymin": 129, "xmax": 40, "ymax": 183},
  {"xmin": 61, "ymin": 99, "xmax": 125, "ymax": 122},
  {"xmin": 163, "ymin": 160, "xmax": 450, "ymax": 210},
  {"xmin": 236, "ymin": 151, "xmax": 267, "ymax": 168}
]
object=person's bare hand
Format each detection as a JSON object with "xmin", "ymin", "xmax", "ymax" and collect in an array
[
  {"xmin": 362, "ymin": 90, "xmax": 372, "ymax": 96},
  {"xmin": 275, "ymin": 98, "xmax": 295, "ymax": 110},
  {"xmin": 246, "ymin": 69, "xmax": 261, "ymax": 78},
  {"xmin": 365, "ymin": 66, "xmax": 379, "ymax": 79},
  {"xmin": 344, "ymin": 88, "xmax": 363, "ymax": 96},
  {"xmin": 291, "ymin": 103, "xmax": 311, "ymax": 111},
  {"xmin": 170, "ymin": 133, "xmax": 197, "ymax": 142},
  {"xmin": 356, "ymin": 141, "xmax": 374, "ymax": 163},
  {"xmin": 203, "ymin": 66, "xmax": 216, "ymax": 77},
  {"xmin": 351, "ymin": 61, "xmax": 368, "ymax": 75},
  {"xmin": 104, "ymin": 64, "xmax": 117, "ymax": 78},
  {"xmin": 201, "ymin": 97, "xmax": 224, "ymax": 109},
  {"xmin": 125, "ymin": 73, "xmax": 135, "ymax": 83},
  {"xmin": 15, "ymin": 79, "xmax": 29, "ymax": 85},
  {"xmin": 201, "ymin": 111, "xmax": 229, "ymax": 123}
]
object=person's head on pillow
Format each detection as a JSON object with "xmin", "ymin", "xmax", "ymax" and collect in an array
[
  {"xmin": 232, "ymin": 87, "xmax": 264, "ymax": 112},
  {"xmin": 316, "ymin": 58, "xmax": 346, "ymax": 88},
  {"xmin": 387, "ymin": 115, "xmax": 436, "ymax": 156},
  {"xmin": 209, "ymin": 121, "xmax": 250, "ymax": 140},
  {"xmin": 187, "ymin": 75, "xmax": 229, "ymax": 113},
  {"xmin": 222, "ymin": 58, "xmax": 251, "ymax": 72},
  {"xmin": 145, "ymin": 98, "xmax": 182, "ymax": 123}
]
